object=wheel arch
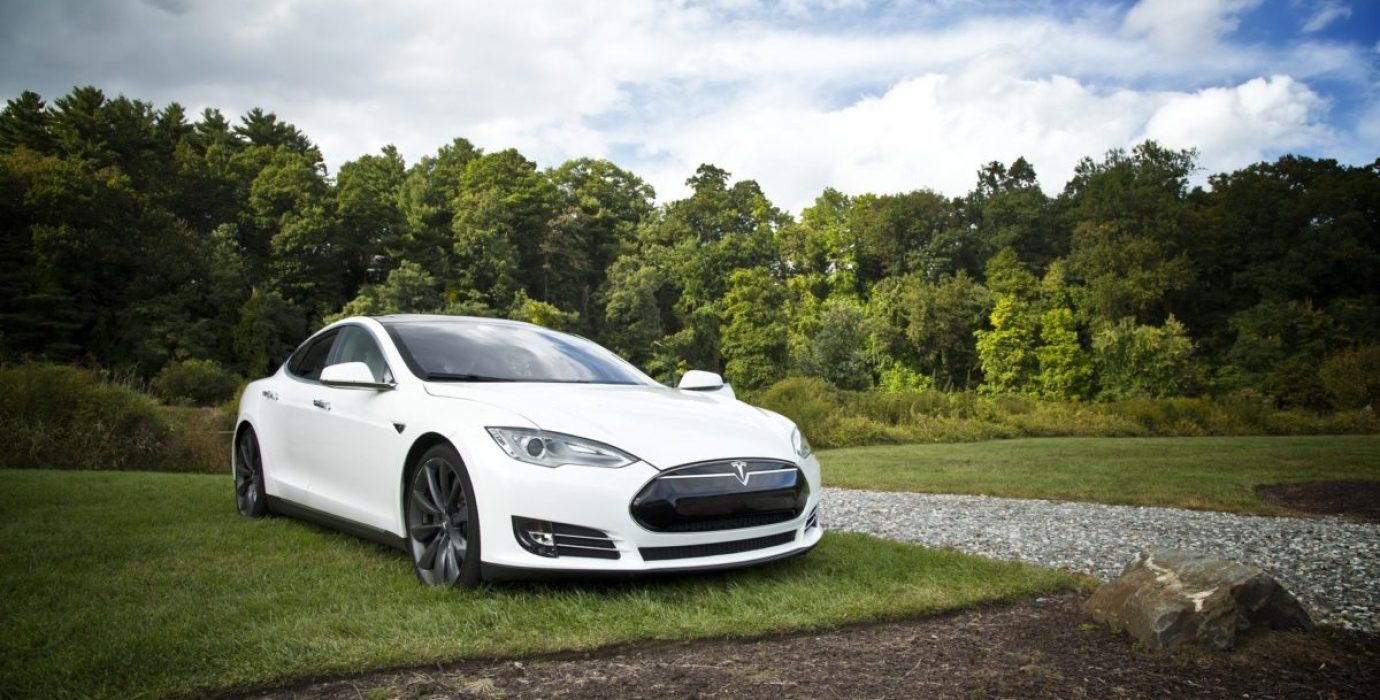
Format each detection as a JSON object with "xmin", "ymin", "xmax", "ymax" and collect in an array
[
  {"xmin": 232, "ymin": 419, "xmax": 255, "ymax": 472},
  {"xmin": 399, "ymin": 432, "xmax": 459, "ymax": 520}
]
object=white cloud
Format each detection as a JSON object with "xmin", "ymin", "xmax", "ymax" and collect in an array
[
  {"xmin": 1140, "ymin": 75, "xmax": 1330, "ymax": 171},
  {"xmin": 1302, "ymin": 1, "xmax": 1351, "ymax": 32},
  {"xmin": 1122, "ymin": 0, "xmax": 1260, "ymax": 56},
  {"xmin": 636, "ymin": 70, "xmax": 1333, "ymax": 209},
  {"xmin": 0, "ymin": 0, "xmax": 1373, "ymax": 212}
]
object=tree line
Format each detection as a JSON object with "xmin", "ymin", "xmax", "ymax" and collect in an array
[{"xmin": 1, "ymin": 87, "xmax": 1377, "ymax": 408}]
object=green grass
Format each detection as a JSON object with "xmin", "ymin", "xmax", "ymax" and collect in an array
[
  {"xmin": 0, "ymin": 470, "xmax": 1075, "ymax": 699},
  {"xmin": 820, "ymin": 435, "xmax": 1380, "ymax": 514}
]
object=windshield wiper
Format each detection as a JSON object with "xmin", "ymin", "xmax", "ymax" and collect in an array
[{"xmin": 424, "ymin": 372, "xmax": 516, "ymax": 382}]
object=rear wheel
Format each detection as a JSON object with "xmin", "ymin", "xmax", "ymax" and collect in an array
[
  {"xmin": 406, "ymin": 444, "xmax": 481, "ymax": 587},
  {"xmin": 234, "ymin": 428, "xmax": 269, "ymax": 517}
]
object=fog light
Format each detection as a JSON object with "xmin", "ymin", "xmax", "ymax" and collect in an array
[{"xmin": 512, "ymin": 516, "xmax": 558, "ymax": 557}]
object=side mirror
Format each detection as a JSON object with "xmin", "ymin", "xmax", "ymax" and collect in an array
[
  {"xmin": 320, "ymin": 362, "xmax": 395, "ymax": 391},
  {"xmin": 678, "ymin": 370, "xmax": 734, "ymax": 399}
]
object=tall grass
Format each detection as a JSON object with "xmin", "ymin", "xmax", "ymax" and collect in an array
[
  {"xmin": 0, "ymin": 363, "xmax": 230, "ymax": 472},
  {"xmin": 752, "ymin": 377, "xmax": 1380, "ymax": 449}
]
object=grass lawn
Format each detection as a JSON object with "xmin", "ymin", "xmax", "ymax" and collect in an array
[
  {"xmin": 819, "ymin": 435, "xmax": 1380, "ymax": 514},
  {"xmin": 0, "ymin": 470, "xmax": 1075, "ymax": 699}
]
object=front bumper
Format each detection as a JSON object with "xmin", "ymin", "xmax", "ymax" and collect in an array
[{"xmin": 459, "ymin": 428, "xmax": 824, "ymax": 576}]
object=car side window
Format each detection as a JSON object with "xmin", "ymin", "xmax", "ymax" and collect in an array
[
  {"xmin": 287, "ymin": 330, "xmax": 339, "ymax": 381},
  {"xmin": 329, "ymin": 326, "xmax": 393, "ymax": 383}
]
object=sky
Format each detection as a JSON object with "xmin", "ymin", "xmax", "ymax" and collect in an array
[{"xmin": 1, "ymin": 0, "xmax": 1377, "ymax": 212}]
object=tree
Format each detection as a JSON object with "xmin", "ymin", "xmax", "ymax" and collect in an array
[
  {"xmin": 1319, "ymin": 345, "xmax": 1380, "ymax": 410},
  {"xmin": 796, "ymin": 298, "xmax": 872, "ymax": 390},
  {"xmin": 336, "ymin": 145, "xmax": 406, "ymax": 289},
  {"xmin": 975, "ymin": 295, "xmax": 1039, "ymax": 395},
  {"xmin": 331, "ymin": 260, "xmax": 447, "ymax": 321},
  {"xmin": 609, "ymin": 164, "xmax": 786, "ymax": 376},
  {"xmin": 544, "ymin": 158, "xmax": 654, "ymax": 332},
  {"xmin": 234, "ymin": 108, "xmax": 316, "ymax": 155},
  {"xmin": 234, "ymin": 288, "xmax": 306, "ymax": 377},
  {"xmin": 718, "ymin": 268, "xmax": 790, "ymax": 390},
  {"xmin": 1035, "ymin": 307, "xmax": 1091, "ymax": 400},
  {"xmin": 0, "ymin": 91, "xmax": 53, "ymax": 153},
  {"xmin": 450, "ymin": 149, "xmax": 558, "ymax": 311},
  {"xmin": 1092, "ymin": 316, "xmax": 1196, "ymax": 400},
  {"xmin": 965, "ymin": 158, "xmax": 1063, "ymax": 273},
  {"xmin": 1219, "ymin": 301, "xmax": 1338, "ymax": 407},
  {"xmin": 1064, "ymin": 142, "xmax": 1197, "ymax": 326}
]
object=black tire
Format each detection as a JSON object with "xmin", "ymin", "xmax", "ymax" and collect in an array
[
  {"xmin": 234, "ymin": 427, "xmax": 269, "ymax": 517},
  {"xmin": 405, "ymin": 443, "xmax": 482, "ymax": 587}
]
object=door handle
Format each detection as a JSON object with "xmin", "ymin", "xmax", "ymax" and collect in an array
[{"xmin": 312, "ymin": 399, "xmax": 331, "ymax": 411}]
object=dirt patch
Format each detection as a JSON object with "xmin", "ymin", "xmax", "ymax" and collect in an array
[
  {"xmin": 242, "ymin": 593, "xmax": 1379, "ymax": 699},
  {"xmin": 1256, "ymin": 480, "xmax": 1380, "ymax": 522}
]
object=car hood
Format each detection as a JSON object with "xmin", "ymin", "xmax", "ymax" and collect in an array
[{"xmin": 423, "ymin": 382, "xmax": 794, "ymax": 469}]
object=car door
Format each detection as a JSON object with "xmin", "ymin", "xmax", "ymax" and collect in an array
[
  {"xmin": 303, "ymin": 324, "xmax": 408, "ymax": 533},
  {"xmin": 266, "ymin": 328, "xmax": 340, "ymax": 504}
]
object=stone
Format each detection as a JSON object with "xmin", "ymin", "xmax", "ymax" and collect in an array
[{"xmin": 1083, "ymin": 548, "xmax": 1314, "ymax": 650}]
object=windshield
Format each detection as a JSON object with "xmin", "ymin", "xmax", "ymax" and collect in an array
[{"xmin": 385, "ymin": 320, "xmax": 655, "ymax": 385}]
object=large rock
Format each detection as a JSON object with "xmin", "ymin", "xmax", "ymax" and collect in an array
[{"xmin": 1083, "ymin": 548, "xmax": 1313, "ymax": 650}]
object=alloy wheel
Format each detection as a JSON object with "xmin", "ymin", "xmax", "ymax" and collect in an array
[
  {"xmin": 234, "ymin": 431, "xmax": 265, "ymax": 516},
  {"xmin": 407, "ymin": 456, "xmax": 472, "ymax": 586}
]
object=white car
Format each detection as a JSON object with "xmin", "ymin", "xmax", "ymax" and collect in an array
[{"xmin": 233, "ymin": 315, "xmax": 822, "ymax": 586}]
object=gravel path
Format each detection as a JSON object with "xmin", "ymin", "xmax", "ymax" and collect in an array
[{"xmin": 823, "ymin": 487, "xmax": 1380, "ymax": 632}]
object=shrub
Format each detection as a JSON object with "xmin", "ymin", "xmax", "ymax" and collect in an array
[
  {"xmin": 2, "ymin": 363, "xmax": 170, "ymax": 470},
  {"xmin": 0, "ymin": 363, "xmax": 230, "ymax": 472},
  {"xmin": 1320, "ymin": 345, "xmax": 1380, "ymax": 410},
  {"xmin": 1092, "ymin": 316, "xmax": 1196, "ymax": 400},
  {"xmin": 752, "ymin": 376, "xmax": 843, "ymax": 444},
  {"xmin": 154, "ymin": 359, "xmax": 241, "ymax": 406},
  {"xmin": 749, "ymin": 377, "xmax": 1380, "ymax": 449}
]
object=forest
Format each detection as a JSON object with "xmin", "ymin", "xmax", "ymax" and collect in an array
[{"xmin": 1, "ymin": 86, "xmax": 1377, "ymax": 412}]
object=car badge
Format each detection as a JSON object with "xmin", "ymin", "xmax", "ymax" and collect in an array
[{"xmin": 730, "ymin": 460, "xmax": 749, "ymax": 485}]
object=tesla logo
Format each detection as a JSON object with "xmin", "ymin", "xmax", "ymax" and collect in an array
[{"xmin": 730, "ymin": 461, "xmax": 749, "ymax": 485}]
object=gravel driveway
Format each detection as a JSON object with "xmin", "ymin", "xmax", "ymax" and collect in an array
[{"xmin": 824, "ymin": 487, "xmax": 1380, "ymax": 632}]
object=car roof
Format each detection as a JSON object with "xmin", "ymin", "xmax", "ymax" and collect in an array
[{"xmin": 371, "ymin": 314, "xmax": 540, "ymax": 329}]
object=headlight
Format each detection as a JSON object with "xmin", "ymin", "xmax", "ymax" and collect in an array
[
  {"xmin": 486, "ymin": 427, "xmax": 638, "ymax": 468},
  {"xmin": 792, "ymin": 426, "xmax": 813, "ymax": 459}
]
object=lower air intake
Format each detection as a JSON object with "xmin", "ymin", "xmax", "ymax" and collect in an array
[{"xmin": 639, "ymin": 531, "xmax": 796, "ymax": 562}]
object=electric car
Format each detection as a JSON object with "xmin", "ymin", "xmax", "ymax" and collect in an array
[{"xmin": 233, "ymin": 314, "xmax": 822, "ymax": 586}]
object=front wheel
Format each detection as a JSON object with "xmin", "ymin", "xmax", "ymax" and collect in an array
[
  {"xmin": 234, "ymin": 427, "xmax": 269, "ymax": 517},
  {"xmin": 406, "ymin": 444, "xmax": 482, "ymax": 587}
]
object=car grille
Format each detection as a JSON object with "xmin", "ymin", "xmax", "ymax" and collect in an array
[
  {"xmin": 805, "ymin": 505, "xmax": 819, "ymax": 530},
  {"xmin": 639, "ymin": 531, "xmax": 797, "ymax": 562},
  {"xmin": 630, "ymin": 459, "xmax": 809, "ymax": 533}
]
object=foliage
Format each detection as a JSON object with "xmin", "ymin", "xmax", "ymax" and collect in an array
[
  {"xmin": 1034, "ymin": 307, "xmax": 1092, "ymax": 400},
  {"xmin": 975, "ymin": 295, "xmax": 1039, "ymax": 395},
  {"xmin": 1219, "ymin": 300, "xmax": 1339, "ymax": 407},
  {"xmin": 750, "ymin": 377, "xmax": 1377, "ymax": 449},
  {"xmin": 0, "ymin": 362, "xmax": 226, "ymax": 472},
  {"xmin": 153, "ymin": 358, "xmax": 241, "ymax": 406},
  {"xmin": 1, "ymin": 86, "xmax": 1377, "ymax": 407},
  {"xmin": 1320, "ymin": 344, "xmax": 1380, "ymax": 410},
  {"xmin": 796, "ymin": 298, "xmax": 873, "ymax": 390},
  {"xmin": 1092, "ymin": 316, "xmax": 1196, "ymax": 400}
]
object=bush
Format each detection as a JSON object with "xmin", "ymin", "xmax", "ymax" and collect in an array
[
  {"xmin": 1320, "ymin": 345, "xmax": 1380, "ymax": 410},
  {"xmin": 752, "ymin": 376, "xmax": 844, "ymax": 446},
  {"xmin": 750, "ymin": 376, "xmax": 1380, "ymax": 449},
  {"xmin": 0, "ymin": 363, "xmax": 230, "ymax": 472},
  {"xmin": 154, "ymin": 359, "xmax": 241, "ymax": 406}
]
